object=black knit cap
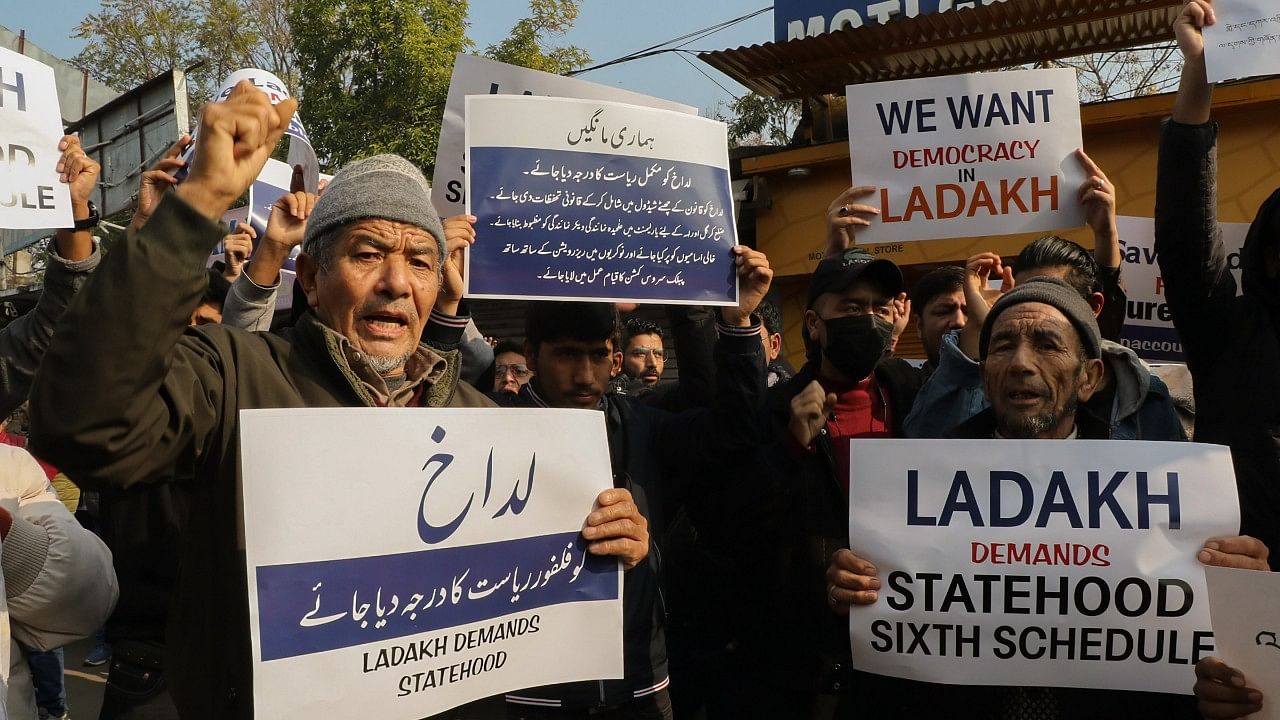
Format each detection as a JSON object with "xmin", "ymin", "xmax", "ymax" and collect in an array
[
  {"xmin": 979, "ymin": 276, "xmax": 1102, "ymax": 360},
  {"xmin": 806, "ymin": 248, "xmax": 903, "ymax": 308}
]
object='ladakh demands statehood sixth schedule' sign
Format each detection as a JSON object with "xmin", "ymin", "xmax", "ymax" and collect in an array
[
  {"xmin": 240, "ymin": 408, "xmax": 624, "ymax": 720},
  {"xmin": 846, "ymin": 68, "xmax": 1087, "ymax": 244},
  {"xmin": 847, "ymin": 440, "xmax": 1239, "ymax": 695},
  {"xmin": 464, "ymin": 94, "xmax": 739, "ymax": 306}
]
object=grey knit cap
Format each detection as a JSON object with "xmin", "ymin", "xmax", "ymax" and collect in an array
[
  {"xmin": 979, "ymin": 276, "xmax": 1102, "ymax": 360},
  {"xmin": 302, "ymin": 154, "xmax": 446, "ymax": 258}
]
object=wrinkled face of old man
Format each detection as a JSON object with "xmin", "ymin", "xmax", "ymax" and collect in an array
[{"xmin": 298, "ymin": 218, "xmax": 439, "ymax": 375}]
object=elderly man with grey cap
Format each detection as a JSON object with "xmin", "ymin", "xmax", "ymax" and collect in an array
[
  {"xmin": 29, "ymin": 82, "xmax": 648, "ymax": 720},
  {"xmin": 821, "ymin": 276, "xmax": 1268, "ymax": 720}
]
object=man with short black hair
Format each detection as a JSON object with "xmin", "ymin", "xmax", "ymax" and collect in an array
[
  {"xmin": 503, "ymin": 247, "xmax": 772, "ymax": 720},
  {"xmin": 909, "ymin": 265, "xmax": 967, "ymax": 371}
]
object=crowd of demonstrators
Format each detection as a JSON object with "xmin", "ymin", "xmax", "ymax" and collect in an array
[{"xmin": 1, "ymin": 1, "xmax": 1278, "ymax": 718}]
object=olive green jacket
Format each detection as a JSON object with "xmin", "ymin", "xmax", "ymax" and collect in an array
[{"xmin": 30, "ymin": 192, "xmax": 491, "ymax": 720}]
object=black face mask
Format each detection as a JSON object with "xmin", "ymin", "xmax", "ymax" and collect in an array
[{"xmin": 820, "ymin": 314, "xmax": 894, "ymax": 381}]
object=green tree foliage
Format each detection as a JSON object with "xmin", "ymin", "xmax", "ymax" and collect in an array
[
  {"xmin": 486, "ymin": 0, "xmax": 590, "ymax": 76},
  {"xmin": 718, "ymin": 93, "xmax": 801, "ymax": 148},
  {"xmin": 288, "ymin": 0, "xmax": 469, "ymax": 172},
  {"xmin": 72, "ymin": 0, "xmax": 294, "ymax": 104}
]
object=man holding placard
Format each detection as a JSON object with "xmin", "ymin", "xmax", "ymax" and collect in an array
[
  {"xmin": 28, "ymin": 82, "xmax": 650, "ymax": 720},
  {"xmin": 825, "ymin": 277, "xmax": 1265, "ymax": 718}
]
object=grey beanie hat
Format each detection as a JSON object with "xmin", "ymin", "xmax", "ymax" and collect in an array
[
  {"xmin": 302, "ymin": 154, "xmax": 446, "ymax": 256},
  {"xmin": 979, "ymin": 276, "xmax": 1102, "ymax": 360}
]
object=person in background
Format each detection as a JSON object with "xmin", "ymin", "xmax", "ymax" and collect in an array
[{"xmin": 492, "ymin": 339, "xmax": 533, "ymax": 397}]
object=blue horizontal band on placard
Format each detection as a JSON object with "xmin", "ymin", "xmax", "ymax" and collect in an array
[
  {"xmin": 468, "ymin": 146, "xmax": 736, "ymax": 303},
  {"xmin": 256, "ymin": 531, "xmax": 617, "ymax": 661},
  {"xmin": 1118, "ymin": 324, "xmax": 1184, "ymax": 363}
]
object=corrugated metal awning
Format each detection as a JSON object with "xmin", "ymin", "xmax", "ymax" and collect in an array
[{"xmin": 699, "ymin": 0, "xmax": 1183, "ymax": 98}]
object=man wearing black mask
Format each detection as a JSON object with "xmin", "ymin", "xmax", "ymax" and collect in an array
[{"xmin": 711, "ymin": 247, "xmax": 924, "ymax": 719}]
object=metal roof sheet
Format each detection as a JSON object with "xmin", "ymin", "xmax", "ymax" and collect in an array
[{"xmin": 699, "ymin": 0, "xmax": 1184, "ymax": 98}]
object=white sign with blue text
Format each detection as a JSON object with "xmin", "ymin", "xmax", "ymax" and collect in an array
[
  {"xmin": 431, "ymin": 54, "xmax": 695, "ymax": 220},
  {"xmin": 240, "ymin": 408, "xmax": 623, "ymax": 720},
  {"xmin": 465, "ymin": 94, "xmax": 739, "ymax": 306},
  {"xmin": 846, "ymin": 68, "xmax": 1086, "ymax": 244},
  {"xmin": 848, "ymin": 439, "xmax": 1239, "ymax": 694},
  {"xmin": 0, "ymin": 47, "xmax": 72, "ymax": 230}
]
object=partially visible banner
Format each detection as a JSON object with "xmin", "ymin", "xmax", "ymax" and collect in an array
[
  {"xmin": 241, "ymin": 408, "xmax": 623, "ymax": 720},
  {"xmin": 431, "ymin": 54, "xmax": 695, "ymax": 220},
  {"xmin": 1206, "ymin": 565, "xmax": 1280, "ymax": 720},
  {"xmin": 0, "ymin": 47, "xmax": 73, "ymax": 230},
  {"xmin": 1115, "ymin": 216, "xmax": 1247, "ymax": 363},
  {"xmin": 464, "ymin": 95, "xmax": 738, "ymax": 305},
  {"xmin": 181, "ymin": 68, "xmax": 319, "ymax": 193},
  {"xmin": 846, "ymin": 68, "xmax": 1086, "ymax": 244},
  {"xmin": 774, "ymin": 0, "xmax": 989, "ymax": 42},
  {"xmin": 848, "ymin": 439, "xmax": 1238, "ymax": 695},
  {"xmin": 1204, "ymin": 1, "xmax": 1280, "ymax": 83}
]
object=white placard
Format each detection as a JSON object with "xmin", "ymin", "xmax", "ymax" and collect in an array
[
  {"xmin": 849, "ymin": 439, "xmax": 1239, "ymax": 694},
  {"xmin": 241, "ymin": 408, "xmax": 623, "ymax": 720},
  {"xmin": 1206, "ymin": 565, "xmax": 1280, "ymax": 720},
  {"xmin": 1114, "ymin": 216, "xmax": 1248, "ymax": 362},
  {"xmin": 846, "ymin": 68, "xmax": 1087, "ymax": 243},
  {"xmin": 463, "ymin": 94, "xmax": 738, "ymax": 306},
  {"xmin": 1204, "ymin": 1, "xmax": 1280, "ymax": 83},
  {"xmin": 431, "ymin": 54, "xmax": 696, "ymax": 219},
  {"xmin": 0, "ymin": 47, "xmax": 73, "ymax": 230}
]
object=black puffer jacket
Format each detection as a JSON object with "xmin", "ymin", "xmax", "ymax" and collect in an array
[
  {"xmin": 720, "ymin": 359, "xmax": 924, "ymax": 707},
  {"xmin": 506, "ymin": 325, "xmax": 765, "ymax": 710},
  {"xmin": 1155, "ymin": 118, "xmax": 1280, "ymax": 569}
]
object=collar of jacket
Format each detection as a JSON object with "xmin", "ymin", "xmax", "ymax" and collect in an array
[{"xmin": 291, "ymin": 311, "xmax": 461, "ymax": 407}]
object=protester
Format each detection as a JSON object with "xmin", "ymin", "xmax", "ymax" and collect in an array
[
  {"xmin": 492, "ymin": 339, "xmax": 532, "ymax": 397},
  {"xmin": 757, "ymin": 297, "xmax": 793, "ymax": 387},
  {"xmin": 190, "ymin": 269, "xmax": 232, "ymax": 326},
  {"xmin": 501, "ymin": 245, "xmax": 770, "ymax": 719},
  {"xmin": 615, "ymin": 318, "xmax": 666, "ymax": 388},
  {"xmin": 902, "ymin": 239, "xmax": 1182, "ymax": 440},
  {"xmin": 1156, "ymin": 0, "xmax": 1280, "ymax": 569},
  {"xmin": 220, "ymin": 225, "xmax": 254, "ymax": 281},
  {"xmin": 0, "ymin": 442, "xmax": 119, "ymax": 720},
  {"xmin": 908, "ymin": 265, "xmax": 967, "ymax": 372},
  {"xmin": 707, "ymin": 246, "xmax": 924, "ymax": 717},
  {"xmin": 824, "ymin": 277, "xmax": 1263, "ymax": 719},
  {"xmin": 28, "ymin": 82, "xmax": 645, "ymax": 720}
]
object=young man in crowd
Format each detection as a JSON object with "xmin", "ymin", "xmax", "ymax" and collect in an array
[
  {"xmin": 614, "ymin": 318, "xmax": 666, "ymax": 389},
  {"xmin": 824, "ymin": 277, "xmax": 1267, "ymax": 719},
  {"xmin": 902, "ymin": 236, "xmax": 1183, "ymax": 441},
  {"xmin": 708, "ymin": 246, "xmax": 924, "ymax": 718},
  {"xmin": 492, "ymin": 339, "xmax": 533, "ymax": 397}
]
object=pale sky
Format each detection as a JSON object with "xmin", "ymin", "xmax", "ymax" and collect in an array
[{"xmin": 7, "ymin": 1, "xmax": 773, "ymax": 114}]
